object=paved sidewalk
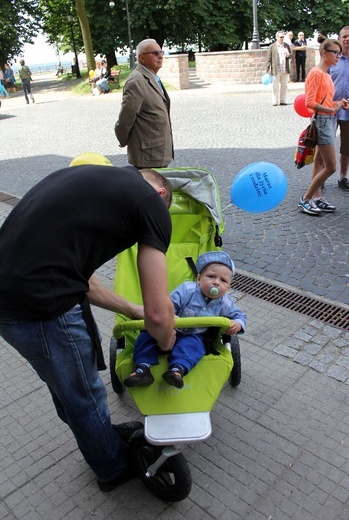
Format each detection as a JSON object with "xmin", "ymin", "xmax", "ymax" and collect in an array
[{"xmin": 1, "ymin": 76, "xmax": 349, "ymax": 519}]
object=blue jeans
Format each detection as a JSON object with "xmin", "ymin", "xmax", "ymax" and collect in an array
[
  {"xmin": 21, "ymin": 78, "xmax": 33, "ymax": 103},
  {"xmin": 96, "ymin": 78, "xmax": 109, "ymax": 92},
  {"xmin": 0, "ymin": 304, "xmax": 128, "ymax": 481}
]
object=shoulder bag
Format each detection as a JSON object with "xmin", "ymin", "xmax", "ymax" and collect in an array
[{"xmin": 303, "ymin": 95, "xmax": 326, "ymax": 150}]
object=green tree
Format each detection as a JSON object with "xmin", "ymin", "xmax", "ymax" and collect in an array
[{"xmin": 0, "ymin": 0, "xmax": 42, "ymax": 65}]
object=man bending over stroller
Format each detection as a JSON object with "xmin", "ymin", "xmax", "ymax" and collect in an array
[{"xmin": 124, "ymin": 251, "xmax": 247, "ymax": 389}]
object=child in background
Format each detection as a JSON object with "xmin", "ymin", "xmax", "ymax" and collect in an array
[{"xmin": 124, "ymin": 251, "xmax": 247, "ymax": 389}]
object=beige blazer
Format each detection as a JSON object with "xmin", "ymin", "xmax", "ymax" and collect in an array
[
  {"xmin": 266, "ymin": 42, "xmax": 291, "ymax": 76},
  {"xmin": 115, "ymin": 64, "xmax": 173, "ymax": 168}
]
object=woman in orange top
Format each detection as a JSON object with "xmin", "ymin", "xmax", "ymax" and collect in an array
[{"xmin": 298, "ymin": 38, "xmax": 348, "ymax": 215}]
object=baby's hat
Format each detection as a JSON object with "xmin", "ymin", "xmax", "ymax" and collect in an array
[{"xmin": 196, "ymin": 251, "xmax": 235, "ymax": 277}]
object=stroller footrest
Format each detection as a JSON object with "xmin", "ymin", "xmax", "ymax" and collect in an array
[{"xmin": 144, "ymin": 412, "xmax": 211, "ymax": 445}]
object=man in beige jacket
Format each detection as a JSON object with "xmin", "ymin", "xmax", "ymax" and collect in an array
[{"xmin": 115, "ymin": 39, "xmax": 174, "ymax": 169}]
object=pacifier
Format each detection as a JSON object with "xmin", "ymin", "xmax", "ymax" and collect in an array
[{"xmin": 209, "ymin": 286, "xmax": 220, "ymax": 296}]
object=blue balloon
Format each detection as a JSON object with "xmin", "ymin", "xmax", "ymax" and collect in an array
[
  {"xmin": 261, "ymin": 73, "xmax": 272, "ymax": 85},
  {"xmin": 230, "ymin": 162, "xmax": 288, "ymax": 213}
]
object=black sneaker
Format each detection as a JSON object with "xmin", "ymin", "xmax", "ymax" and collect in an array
[
  {"xmin": 338, "ymin": 178, "xmax": 349, "ymax": 191},
  {"xmin": 162, "ymin": 366, "xmax": 184, "ymax": 389},
  {"xmin": 124, "ymin": 366, "xmax": 154, "ymax": 387},
  {"xmin": 97, "ymin": 465, "xmax": 136, "ymax": 492},
  {"xmin": 112, "ymin": 421, "xmax": 143, "ymax": 443}
]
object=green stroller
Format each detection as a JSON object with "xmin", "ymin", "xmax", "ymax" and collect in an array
[{"xmin": 109, "ymin": 167, "xmax": 242, "ymax": 501}]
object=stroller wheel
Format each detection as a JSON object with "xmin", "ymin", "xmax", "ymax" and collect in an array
[
  {"xmin": 129, "ymin": 429, "xmax": 192, "ymax": 502},
  {"xmin": 229, "ymin": 334, "xmax": 241, "ymax": 387},
  {"xmin": 109, "ymin": 336, "xmax": 125, "ymax": 394}
]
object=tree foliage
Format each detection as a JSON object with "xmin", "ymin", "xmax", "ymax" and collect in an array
[
  {"xmin": 2, "ymin": 0, "xmax": 349, "ymax": 68},
  {"xmin": 0, "ymin": 0, "xmax": 42, "ymax": 65}
]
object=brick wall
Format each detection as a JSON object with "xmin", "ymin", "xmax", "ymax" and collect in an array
[
  {"xmin": 159, "ymin": 48, "xmax": 318, "ymax": 89},
  {"xmin": 161, "ymin": 54, "xmax": 190, "ymax": 90},
  {"xmin": 195, "ymin": 48, "xmax": 317, "ymax": 85}
]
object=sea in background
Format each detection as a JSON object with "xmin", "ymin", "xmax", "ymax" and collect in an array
[
  {"xmin": 11, "ymin": 60, "xmax": 83, "ymax": 75},
  {"xmin": 11, "ymin": 55, "xmax": 129, "ymax": 75}
]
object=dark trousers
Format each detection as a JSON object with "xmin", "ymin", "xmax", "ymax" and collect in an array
[{"xmin": 296, "ymin": 55, "xmax": 306, "ymax": 82}]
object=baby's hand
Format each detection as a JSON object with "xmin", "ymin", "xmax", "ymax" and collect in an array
[{"xmin": 225, "ymin": 320, "xmax": 242, "ymax": 335}]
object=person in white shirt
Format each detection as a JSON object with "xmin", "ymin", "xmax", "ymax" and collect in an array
[{"xmin": 266, "ymin": 31, "xmax": 291, "ymax": 106}]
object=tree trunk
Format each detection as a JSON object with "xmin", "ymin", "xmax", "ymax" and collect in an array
[
  {"xmin": 75, "ymin": 0, "xmax": 95, "ymax": 72},
  {"xmin": 106, "ymin": 51, "xmax": 117, "ymax": 68}
]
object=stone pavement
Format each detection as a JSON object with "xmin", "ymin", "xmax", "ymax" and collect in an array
[{"xmin": 1, "ymin": 75, "xmax": 349, "ymax": 519}]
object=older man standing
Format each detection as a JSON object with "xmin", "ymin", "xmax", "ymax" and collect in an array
[
  {"xmin": 329, "ymin": 25, "xmax": 349, "ymax": 191},
  {"xmin": 266, "ymin": 31, "xmax": 291, "ymax": 106},
  {"xmin": 115, "ymin": 39, "xmax": 174, "ymax": 169}
]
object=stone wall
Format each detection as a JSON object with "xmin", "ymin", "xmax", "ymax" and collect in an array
[
  {"xmin": 159, "ymin": 48, "xmax": 318, "ymax": 89},
  {"xmin": 161, "ymin": 54, "xmax": 190, "ymax": 90},
  {"xmin": 195, "ymin": 48, "xmax": 317, "ymax": 85}
]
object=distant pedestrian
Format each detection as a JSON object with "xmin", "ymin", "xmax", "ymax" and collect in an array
[
  {"xmin": 266, "ymin": 31, "xmax": 291, "ymax": 106},
  {"xmin": 294, "ymin": 32, "xmax": 307, "ymax": 82},
  {"xmin": 55, "ymin": 62, "xmax": 64, "ymax": 77},
  {"xmin": 17, "ymin": 59, "xmax": 35, "ymax": 104},
  {"xmin": 71, "ymin": 57, "xmax": 77, "ymax": 75}
]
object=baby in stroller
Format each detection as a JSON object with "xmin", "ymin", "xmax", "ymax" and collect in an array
[{"xmin": 124, "ymin": 251, "xmax": 247, "ymax": 389}]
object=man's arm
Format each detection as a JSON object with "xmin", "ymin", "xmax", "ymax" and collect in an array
[
  {"xmin": 88, "ymin": 274, "xmax": 144, "ymax": 319},
  {"xmin": 115, "ymin": 77, "xmax": 144, "ymax": 147},
  {"xmin": 137, "ymin": 244, "xmax": 176, "ymax": 351}
]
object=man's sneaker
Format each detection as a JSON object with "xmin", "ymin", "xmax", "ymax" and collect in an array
[
  {"xmin": 112, "ymin": 421, "xmax": 143, "ymax": 443},
  {"xmin": 124, "ymin": 365, "xmax": 154, "ymax": 387},
  {"xmin": 298, "ymin": 197, "xmax": 321, "ymax": 215},
  {"xmin": 338, "ymin": 177, "xmax": 349, "ymax": 191},
  {"xmin": 97, "ymin": 466, "xmax": 136, "ymax": 492},
  {"xmin": 314, "ymin": 198, "xmax": 336, "ymax": 212}
]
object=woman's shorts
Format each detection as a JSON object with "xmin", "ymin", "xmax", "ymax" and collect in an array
[{"xmin": 316, "ymin": 114, "xmax": 337, "ymax": 146}]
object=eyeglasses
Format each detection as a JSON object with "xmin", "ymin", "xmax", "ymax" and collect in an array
[
  {"xmin": 326, "ymin": 50, "xmax": 341, "ymax": 57},
  {"xmin": 141, "ymin": 50, "xmax": 164, "ymax": 56}
]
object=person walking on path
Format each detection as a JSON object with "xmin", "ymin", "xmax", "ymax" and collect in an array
[
  {"xmin": 266, "ymin": 31, "xmax": 291, "ymax": 106},
  {"xmin": 298, "ymin": 38, "xmax": 348, "ymax": 216},
  {"xmin": 294, "ymin": 32, "xmax": 307, "ymax": 82},
  {"xmin": 115, "ymin": 38, "xmax": 173, "ymax": 169},
  {"xmin": 17, "ymin": 59, "xmax": 35, "ymax": 104},
  {"xmin": 0, "ymin": 165, "xmax": 176, "ymax": 491},
  {"xmin": 329, "ymin": 25, "xmax": 349, "ymax": 191}
]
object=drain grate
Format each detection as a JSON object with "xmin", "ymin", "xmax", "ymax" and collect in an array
[
  {"xmin": 0, "ymin": 192, "xmax": 20, "ymax": 207},
  {"xmin": 232, "ymin": 272, "xmax": 349, "ymax": 331}
]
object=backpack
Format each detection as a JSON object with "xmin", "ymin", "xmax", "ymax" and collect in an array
[{"xmin": 294, "ymin": 128, "xmax": 315, "ymax": 169}]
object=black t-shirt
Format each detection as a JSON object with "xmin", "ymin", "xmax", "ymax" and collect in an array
[{"xmin": 0, "ymin": 165, "xmax": 171, "ymax": 320}]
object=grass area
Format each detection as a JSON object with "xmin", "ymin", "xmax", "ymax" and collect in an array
[
  {"xmin": 65, "ymin": 65, "xmax": 131, "ymax": 95},
  {"xmin": 59, "ymin": 64, "xmax": 175, "ymax": 94}
]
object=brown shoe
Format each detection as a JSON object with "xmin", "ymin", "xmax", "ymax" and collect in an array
[
  {"xmin": 162, "ymin": 367, "xmax": 184, "ymax": 389},
  {"xmin": 124, "ymin": 366, "xmax": 154, "ymax": 387}
]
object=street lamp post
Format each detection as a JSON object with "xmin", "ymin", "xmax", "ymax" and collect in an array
[
  {"xmin": 109, "ymin": 1, "xmax": 135, "ymax": 69},
  {"xmin": 251, "ymin": 0, "xmax": 260, "ymax": 49},
  {"xmin": 66, "ymin": 13, "xmax": 81, "ymax": 78}
]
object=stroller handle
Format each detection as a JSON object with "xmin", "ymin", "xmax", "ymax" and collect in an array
[{"xmin": 113, "ymin": 316, "xmax": 232, "ymax": 339}]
